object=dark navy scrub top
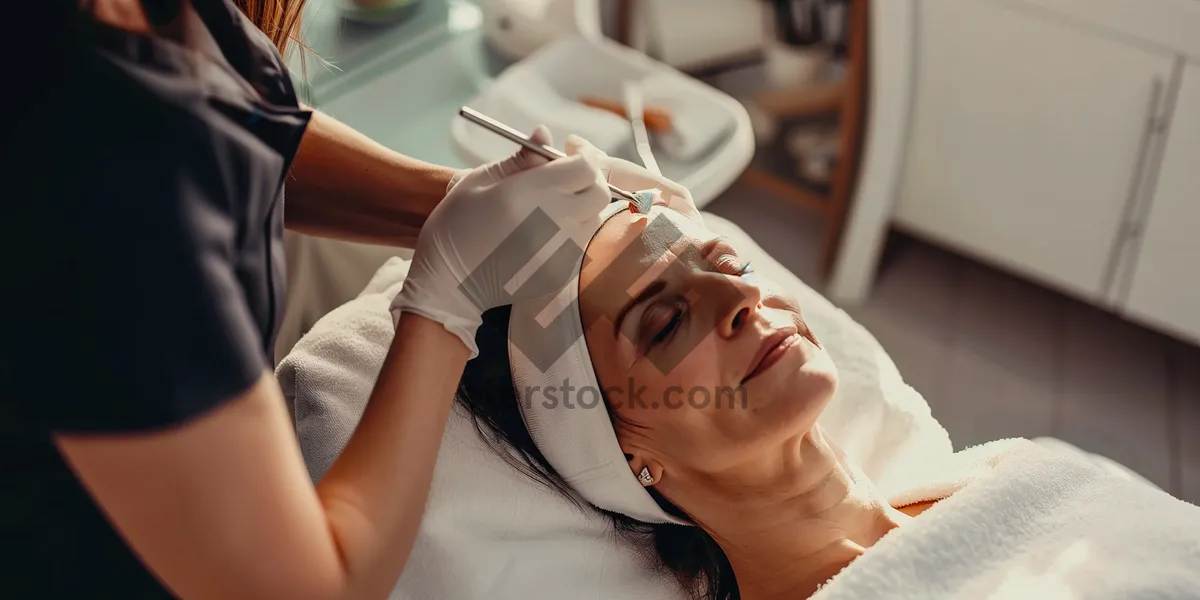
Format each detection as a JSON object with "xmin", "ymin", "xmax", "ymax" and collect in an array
[{"xmin": 0, "ymin": 1, "xmax": 311, "ymax": 596}]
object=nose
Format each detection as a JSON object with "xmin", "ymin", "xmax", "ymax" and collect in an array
[{"xmin": 713, "ymin": 271, "xmax": 763, "ymax": 339}]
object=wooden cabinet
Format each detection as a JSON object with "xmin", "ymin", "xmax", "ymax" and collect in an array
[
  {"xmin": 893, "ymin": 0, "xmax": 1176, "ymax": 302},
  {"xmin": 1119, "ymin": 63, "xmax": 1200, "ymax": 344}
]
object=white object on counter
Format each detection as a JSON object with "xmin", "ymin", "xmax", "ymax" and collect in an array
[
  {"xmin": 638, "ymin": 71, "xmax": 735, "ymax": 162},
  {"xmin": 479, "ymin": 0, "xmax": 602, "ymax": 60},
  {"xmin": 763, "ymin": 42, "xmax": 831, "ymax": 89},
  {"xmin": 629, "ymin": 0, "xmax": 765, "ymax": 71},
  {"xmin": 451, "ymin": 35, "xmax": 755, "ymax": 209},
  {"xmin": 453, "ymin": 66, "xmax": 632, "ymax": 163}
]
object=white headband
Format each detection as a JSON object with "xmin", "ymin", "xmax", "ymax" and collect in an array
[{"xmin": 509, "ymin": 200, "xmax": 691, "ymax": 526}]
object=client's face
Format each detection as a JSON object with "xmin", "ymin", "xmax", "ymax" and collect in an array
[{"xmin": 579, "ymin": 206, "xmax": 837, "ymax": 484}]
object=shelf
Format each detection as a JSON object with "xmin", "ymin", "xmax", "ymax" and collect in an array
[
  {"xmin": 740, "ymin": 106, "xmax": 839, "ymax": 208},
  {"xmin": 752, "ymin": 82, "xmax": 847, "ymax": 119},
  {"xmin": 739, "ymin": 166, "xmax": 828, "ymax": 213}
]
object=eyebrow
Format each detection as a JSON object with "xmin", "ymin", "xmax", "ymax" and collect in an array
[
  {"xmin": 701, "ymin": 236, "xmax": 726, "ymax": 260},
  {"xmin": 613, "ymin": 280, "xmax": 666, "ymax": 338},
  {"xmin": 609, "ymin": 236, "xmax": 730, "ymax": 338}
]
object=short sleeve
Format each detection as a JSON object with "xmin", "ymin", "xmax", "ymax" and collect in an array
[{"xmin": 4, "ymin": 85, "xmax": 268, "ymax": 433}]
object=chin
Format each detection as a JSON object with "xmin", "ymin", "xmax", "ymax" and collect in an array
[
  {"xmin": 806, "ymin": 350, "xmax": 840, "ymax": 409},
  {"xmin": 751, "ymin": 353, "xmax": 838, "ymax": 431}
]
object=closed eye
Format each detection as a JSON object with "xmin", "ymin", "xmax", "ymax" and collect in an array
[{"xmin": 639, "ymin": 299, "xmax": 687, "ymax": 351}]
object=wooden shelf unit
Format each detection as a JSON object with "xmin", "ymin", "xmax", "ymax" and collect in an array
[{"xmin": 615, "ymin": 0, "xmax": 870, "ymax": 280}]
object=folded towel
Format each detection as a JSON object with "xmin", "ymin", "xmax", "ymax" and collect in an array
[
  {"xmin": 814, "ymin": 438, "xmax": 1200, "ymax": 599},
  {"xmin": 638, "ymin": 72, "xmax": 735, "ymax": 162},
  {"xmin": 278, "ymin": 260, "xmax": 408, "ymax": 482}
]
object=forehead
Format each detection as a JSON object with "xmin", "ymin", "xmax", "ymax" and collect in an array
[
  {"xmin": 579, "ymin": 207, "xmax": 714, "ymax": 310},
  {"xmin": 582, "ymin": 207, "xmax": 711, "ymax": 278}
]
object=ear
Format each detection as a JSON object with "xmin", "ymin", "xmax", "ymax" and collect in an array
[{"xmin": 625, "ymin": 453, "xmax": 664, "ymax": 487}]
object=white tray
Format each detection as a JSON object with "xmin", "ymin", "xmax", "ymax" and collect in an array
[{"xmin": 450, "ymin": 35, "xmax": 754, "ymax": 208}]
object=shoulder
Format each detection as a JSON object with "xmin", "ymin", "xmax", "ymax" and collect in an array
[
  {"xmin": 228, "ymin": 4, "xmax": 303, "ymax": 106},
  {"xmin": 7, "ymin": 59, "xmax": 208, "ymax": 259},
  {"xmin": 32, "ymin": 61, "xmax": 210, "ymax": 194}
]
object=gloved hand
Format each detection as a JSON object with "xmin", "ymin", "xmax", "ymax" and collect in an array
[
  {"xmin": 391, "ymin": 126, "xmax": 612, "ymax": 357},
  {"xmin": 564, "ymin": 135, "xmax": 703, "ymax": 222}
]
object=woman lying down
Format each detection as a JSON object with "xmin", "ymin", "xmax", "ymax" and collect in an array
[{"xmin": 419, "ymin": 175, "xmax": 1200, "ymax": 600}]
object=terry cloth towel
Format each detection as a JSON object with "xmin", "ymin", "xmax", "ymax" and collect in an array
[
  {"xmin": 813, "ymin": 438, "xmax": 1200, "ymax": 600},
  {"xmin": 637, "ymin": 71, "xmax": 735, "ymax": 162}
]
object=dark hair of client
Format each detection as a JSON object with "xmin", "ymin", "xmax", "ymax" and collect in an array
[{"xmin": 457, "ymin": 306, "xmax": 739, "ymax": 600}]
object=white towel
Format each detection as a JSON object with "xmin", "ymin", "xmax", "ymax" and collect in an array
[
  {"xmin": 458, "ymin": 66, "xmax": 632, "ymax": 164},
  {"xmin": 278, "ymin": 259, "xmax": 408, "ymax": 483},
  {"xmin": 813, "ymin": 438, "xmax": 1200, "ymax": 599},
  {"xmin": 638, "ymin": 72, "xmax": 735, "ymax": 162}
]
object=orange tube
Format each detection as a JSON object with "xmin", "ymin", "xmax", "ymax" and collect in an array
[{"xmin": 579, "ymin": 97, "xmax": 674, "ymax": 133}]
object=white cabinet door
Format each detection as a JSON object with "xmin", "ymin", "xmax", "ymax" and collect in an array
[
  {"xmin": 895, "ymin": 0, "xmax": 1175, "ymax": 302},
  {"xmin": 1121, "ymin": 63, "xmax": 1200, "ymax": 345}
]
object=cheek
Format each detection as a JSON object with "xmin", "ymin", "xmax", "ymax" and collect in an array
[
  {"xmin": 626, "ymin": 375, "xmax": 767, "ymax": 471},
  {"xmin": 751, "ymin": 345, "xmax": 839, "ymax": 437},
  {"xmin": 663, "ymin": 335, "xmax": 726, "ymax": 388},
  {"xmin": 646, "ymin": 407, "xmax": 773, "ymax": 474},
  {"xmin": 630, "ymin": 407, "xmax": 728, "ymax": 471},
  {"xmin": 620, "ymin": 333, "xmax": 729, "ymax": 406},
  {"xmin": 615, "ymin": 353, "xmax": 726, "ymax": 465}
]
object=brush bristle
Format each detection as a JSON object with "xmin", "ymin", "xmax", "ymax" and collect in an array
[{"xmin": 631, "ymin": 190, "xmax": 657, "ymax": 214}]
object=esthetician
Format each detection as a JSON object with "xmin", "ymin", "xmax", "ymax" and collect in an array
[{"xmin": 0, "ymin": 0, "xmax": 690, "ymax": 597}]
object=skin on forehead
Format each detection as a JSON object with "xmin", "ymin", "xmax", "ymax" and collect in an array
[{"xmin": 580, "ymin": 205, "xmax": 716, "ymax": 321}]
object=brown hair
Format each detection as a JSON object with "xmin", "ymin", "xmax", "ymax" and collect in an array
[{"xmin": 231, "ymin": 0, "xmax": 307, "ymax": 56}]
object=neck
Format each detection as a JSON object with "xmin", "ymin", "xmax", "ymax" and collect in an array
[{"xmin": 677, "ymin": 428, "xmax": 907, "ymax": 600}]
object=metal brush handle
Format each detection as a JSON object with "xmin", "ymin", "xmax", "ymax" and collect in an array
[{"xmin": 458, "ymin": 106, "xmax": 640, "ymax": 204}]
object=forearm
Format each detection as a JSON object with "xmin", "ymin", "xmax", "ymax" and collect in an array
[
  {"xmin": 316, "ymin": 313, "xmax": 470, "ymax": 598},
  {"xmin": 286, "ymin": 109, "xmax": 457, "ymax": 248},
  {"xmin": 53, "ymin": 320, "xmax": 468, "ymax": 600}
]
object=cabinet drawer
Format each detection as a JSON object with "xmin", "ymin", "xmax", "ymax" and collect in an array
[
  {"xmin": 896, "ymin": 0, "xmax": 1175, "ymax": 302},
  {"xmin": 1120, "ymin": 62, "xmax": 1200, "ymax": 345}
]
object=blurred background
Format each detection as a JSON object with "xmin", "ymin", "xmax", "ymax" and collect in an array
[{"xmin": 279, "ymin": 0, "xmax": 1198, "ymax": 503}]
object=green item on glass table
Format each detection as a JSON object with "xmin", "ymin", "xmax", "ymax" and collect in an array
[{"xmin": 338, "ymin": 0, "xmax": 424, "ymax": 24}]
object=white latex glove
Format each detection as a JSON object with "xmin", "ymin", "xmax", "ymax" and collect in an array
[
  {"xmin": 391, "ymin": 126, "xmax": 612, "ymax": 357},
  {"xmin": 564, "ymin": 134, "xmax": 704, "ymax": 222}
]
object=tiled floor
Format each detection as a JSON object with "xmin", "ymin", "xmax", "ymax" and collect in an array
[{"xmin": 705, "ymin": 182, "xmax": 1200, "ymax": 504}]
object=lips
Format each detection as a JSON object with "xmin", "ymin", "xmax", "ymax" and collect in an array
[{"xmin": 742, "ymin": 328, "xmax": 801, "ymax": 384}]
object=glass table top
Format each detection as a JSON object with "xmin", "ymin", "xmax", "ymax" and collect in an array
[{"xmin": 287, "ymin": 0, "xmax": 514, "ymax": 168}]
